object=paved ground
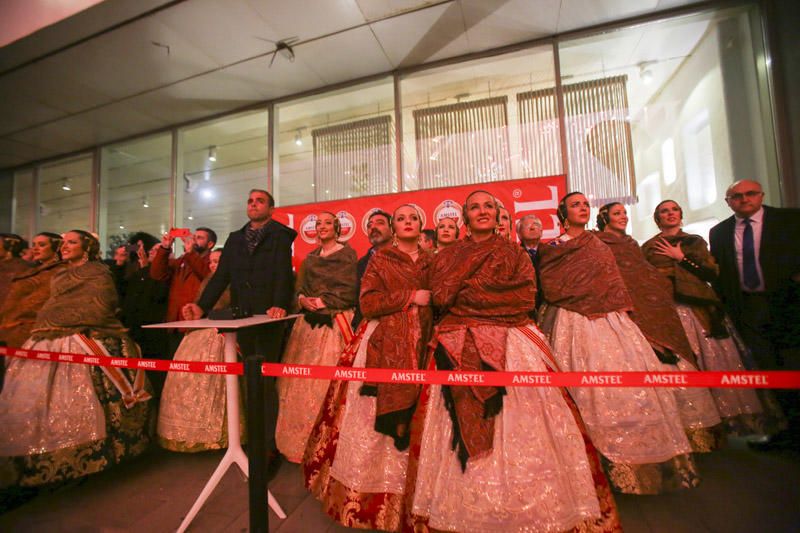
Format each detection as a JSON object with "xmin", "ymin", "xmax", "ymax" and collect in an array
[{"xmin": 1, "ymin": 438, "xmax": 798, "ymax": 532}]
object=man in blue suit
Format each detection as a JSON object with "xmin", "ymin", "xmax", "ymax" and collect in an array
[{"xmin": 709, "ymin": 179, "xmax": 800, "ymax": 449}]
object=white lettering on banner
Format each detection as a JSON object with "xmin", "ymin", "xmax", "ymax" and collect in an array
[
  {"xmin": 721, "ymin": 374, "xmax": 768, "ymax": 386},
  {"xmin": 447, "ymin": 373, "xmax": 486, "ymax": 384},
  {"xmin": 580, "ymin": 375, "xmax": 622, "ymax": 385},
  {"xmin": 111, "ymin": 359, "xmax": 128, "ymax": 367},
  {"xmin": 170, "ymin": 362, "xmax": 190, "ymax": 372},
  {"xmin": 58, "ymin": 354, "xmax": 74, "ymax": 362},
  {"xmin": 204, "ymin": 364, "xmax": 226, "ymax": 373},
  {"xmin": 36, "ymin": 353, "xmax": 50, "ymax": 360},
  {"xmin": 16, "ymin": 350, "xmax": 28, "ymax": 357},
  {"xmin": 84, "ymin": 357, "xmax": 100, "ymax": 365},
  {"xmin": 512, "ymin": 374, "xmax": 552, "ymax": 385},
  {"xmin": 282, "ymin": 366, "xmax": 311, "ymax": 376},
  {"xmin": 644, "ymin": 374, "xmax": 688, "ymax": 385},
  {"xmin": 138, "ymin": 360, "xmax": 157, "ymax": 369},
  {"xmin": 391, "ymin": 371, "xmax": 425, "ymax": 382},
  {"xmin": 334, "ymin": 368, "xmax": 367, "ymax": 380}
]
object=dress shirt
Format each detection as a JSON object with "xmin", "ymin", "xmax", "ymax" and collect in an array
[{"xmin": 733, "ymin": 206, "xmax": 765, "ymax": 292}]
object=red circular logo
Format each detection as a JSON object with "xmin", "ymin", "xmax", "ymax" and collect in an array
[
  {"xmin": 433, "ymin": 199, "xmax": 463, "ymax": 227},
  {"xmin": 336, "ymin": 211, "xmax": 356, "ymax": 242},
  {"xmin": 299, "ymin": 214, "xmax": 319, "ymax": 244}
]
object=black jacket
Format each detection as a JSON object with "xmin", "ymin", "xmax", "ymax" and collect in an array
[
  {"xmin": 198, "ymin": 219, "xmax": 297, "ymax": 316},
  {"xmin": 709, "ymin": 205, "xmax": 800, "ymax": 345}
]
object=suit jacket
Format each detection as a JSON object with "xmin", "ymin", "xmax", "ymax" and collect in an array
[
  {"xmin": 198, "ymin": 219, "xmax": 297, "ymax": 316},
  {"xmin": 709, "ymin": 205, "xmax": 800, "ymax": 333}
]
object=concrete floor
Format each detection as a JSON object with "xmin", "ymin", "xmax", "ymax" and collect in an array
[{"xmin": 1, "ymin": 438, "xmax": 798, "ymax": 532}]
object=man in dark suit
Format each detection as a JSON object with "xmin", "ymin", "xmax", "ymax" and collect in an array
[
  {"xmin": 709, "ymin": 179, "xmax": 800, "ymax": 449},
  {"xmin": 184, "ymin": 188, "xmax": 297, "ymax": 457}
]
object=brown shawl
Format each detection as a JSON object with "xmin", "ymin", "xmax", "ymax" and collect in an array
[
  {"xmin": 360, "ymin": 246, "xmax": 433, "ymax": 449},
  {"xmin": 31, "ymin": 261, "xmax": 128, "ymax": 340},
  {"xmin": 296, "ymin": 244, "xmax": 358, "ymax": 313},
  {"xmin": 538, "ymin": 231, "xmax": 632, "ymax": 319},
  {"xmin": 595, "ymin": 231, "xmax": 696, "ymax": 367},
  {"xmin": 642, "ymin": 232, "xmax": 726, "ymax": 336},
  {"xmin": 0, "ymin": 257, "xmax": 30, "ymax": 309},
  {"xmin": 0, "ymin": 260, "xmax": 66, "ymax": 348},
  {"xmin": 432, "ymin": 234, "xmax": 536, "ymax": 467},
  {"xmin": 196, "ymin": 272, "xmax": 231, "ymax": 311}
]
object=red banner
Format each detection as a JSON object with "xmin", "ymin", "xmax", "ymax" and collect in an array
[{"xmin": 272, "ymin": 175, "xmax": 566, "ymax": 262}]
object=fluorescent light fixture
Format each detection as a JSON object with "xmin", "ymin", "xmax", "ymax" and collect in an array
[
  {"xmin": 294, "ymin": 130, "xmax": 303, "ymax": 146},
  {"xmin": 142, "ymin": 196, "xmax": 150, "ymax": 208},
  {"xmin": 208, "ymin": 145, "xmax": 217, "ymax": 162}
]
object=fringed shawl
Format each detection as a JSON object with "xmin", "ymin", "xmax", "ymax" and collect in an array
[
  {"xmin": 642, "ymin": 232, "xmax": 727, "ymax": 337},
  {"xmin": 538, "ymin": 231, "xmax": 632, "ymax": 319},
  {"xmin": 595, "ymin": 231, "xmax": 696, "ymax": 366},
  {"xmin": 431, "ymin": 234, "xmax": 536, "ymax": 467},
  {"xmin": 31, "ymin": 262, "xmax": 128, "ymax": 340},
  {"xmin": 296, "ymin": 244, "xmax": 358, "ymax": 312},
  {"xmin": 360, "ymin": 246, "xmax": 433, "ymax": 449},
  {"xmin": 0, "ymin": 260, "xmax": 65, "ymax": 348}
]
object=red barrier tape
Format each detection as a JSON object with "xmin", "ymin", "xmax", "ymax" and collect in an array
[{"xmin": 3, "ymin": 346, "xmax": 800, "ymax": 388}]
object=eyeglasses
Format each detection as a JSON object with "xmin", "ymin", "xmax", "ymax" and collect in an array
[{"xmin": 726, "ymin": 190, "xmax": 763, "ymax": 201}]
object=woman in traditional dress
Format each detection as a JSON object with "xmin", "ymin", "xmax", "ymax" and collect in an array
[
  {"xmin": 0, "ymin": 234, "xmax": 30, "ymax": 310},
  {"xmin": 303, "ymin": 204, "xmax": 433, "ymax": 531},
  {"xmin": 642, "ymin": 200, "xmax": 781, "ymax": 436},
  {"xmin": 0, "ymin": 230, "xmax": 151, "ymax": 487},
  {"xmin": 407, "ymin": 190, "xmax": 620, "ymax": 532},
  {"xmin": 537, "ymin": 192, "xmax": 696, "ymax": 495},
  {"xmin": 158, "ymin": 249, "xmax": 232, "ymax": 452},
  {"xmin": 276, "ymin": 212, "xmax": 358, "ymax": 463},
  {"xmin": 0, "ymin": 233, "xmax": 65, "ymax": 351},
  {"xmin": 596, "ymin": 202, "xmax": 725, "ymax": 452},
  {"xmin": 434, "ymin": 216, "xmax": 459, "ymax": 251}
]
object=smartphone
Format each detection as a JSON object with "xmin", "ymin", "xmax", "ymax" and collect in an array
[{"xmin": 168, "ymin": 228, "xmax": 192, "ymax": 238}]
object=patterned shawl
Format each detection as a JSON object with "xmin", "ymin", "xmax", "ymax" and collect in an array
[
  {"xmin": 0, "ymin": 257, "xmax": 30, "ymax": 309},
  {"xmin": 31, "ymin": 261, "xmax": 128, "ymax": 340},
  {"xmin": 360, "ymin": 246, "xmax": 433, "ymax": 449},
  {"xmin": 432, "ymin": 234, "xmax": 536, "ymax": 467},
  {"xmin": 642, "ymin": 232, "xmax": 727, "ymax": 337},
  {"xmin": 296, "ymin": 244, "xmax": 358, "ymax": 312},
  {"xmin": 538, "ymin": 231, "xmax": 632, "ymax": 319},
  {"xmin": 595, "ymin": 231, "xmax": 696, "ymax": 366},
  {"xmin": 0, "ymin": 260, "xmax": 65, "ymax": 348}
]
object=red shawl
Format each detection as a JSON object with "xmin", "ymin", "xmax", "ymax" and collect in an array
[
  {"xmin": 538, "ymin": 231, "xmax": 632, "ymax": 319},
  {"xmin": 431, "ymin": 234, "xmax": 536, "ymax": 466},
  {"xmin": 595, "ymin": 231, "xmax": 696, "ymax": 367},
  {"xmin": 360, "ymin": 246, "xmax": 433, "ymax": 448}
]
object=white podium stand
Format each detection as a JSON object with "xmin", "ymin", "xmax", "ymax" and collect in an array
[{"xmin": 145, "ymin": 314, "xmax": 299, "ymax": 532}]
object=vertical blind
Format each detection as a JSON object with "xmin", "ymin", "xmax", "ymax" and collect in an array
[
  {"xmin": 413, "ymin": 96, "xmax": 510, "ymax": 188},
  {"xmin": 312, "ymin": 115, "xmax": 393, "ymax": 201},
  {"xmin": 518, "ymin": 75, "xmax": 636, "ymax": 205}
]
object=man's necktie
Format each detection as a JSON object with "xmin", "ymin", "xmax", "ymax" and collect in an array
[{"xmin": 742, "ymin": 218, "xmax": 760, "ymax": 290}]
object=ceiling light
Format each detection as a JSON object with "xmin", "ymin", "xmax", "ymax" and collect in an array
[
  {"xmin": 294, "ymin": 130, "xmax": 303, "ymax": 146},
  {"xmin": 142, "ymin": 196, "xmax": 150, "ymax": 208},
  {"xmin": 201, "ymin": 188, "xmax": 214, "ymax": 200},
  {"xmin": 119, "ymin": 223, "xmax": 125, "ymax": 230},
  {"xmin": 61, "ymin": 178, "xmax": 72, "ymax": 191},
  {"xmin": 187, "ymin": 211, "xmax": 194, "ymax": 221},
  {"xmin": 208, "ymin": 145, "xmax": 217, "ymax": 162}
]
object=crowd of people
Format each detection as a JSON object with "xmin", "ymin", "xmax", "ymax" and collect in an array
[{"xmin": 0, "ymin": 180, "xmax": 798, "ymax": 531}]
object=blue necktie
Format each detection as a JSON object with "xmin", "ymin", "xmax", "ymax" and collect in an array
[{"xmin": 742, "ymin": 218, "xmax": 759, "ymax": 290}]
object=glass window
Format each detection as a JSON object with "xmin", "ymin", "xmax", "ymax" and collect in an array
[
  {"xmin": 38, "ymin": 154, "xmax": 93, "ymax": 235},
  {"xmin": 12, "ymin": 169, "xmax": 34, "ymax": 240},
  {"xmin": 558, "ymin": 5, "xmax": 779, "ymax": 242},
  {"xmin": 178, "ymin": 110, "xmax": 269, "ymax": 244},
  {"xmin": 274, "ymin": 78, "xmax": 395, "ymax": 206},
  {"xmin": 99, "ymin": 134, "xmax": 172, "ymax": 256},
  {"xmin": 400, "ymin": 46, "xmax": 559, "ymax": 191}
]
